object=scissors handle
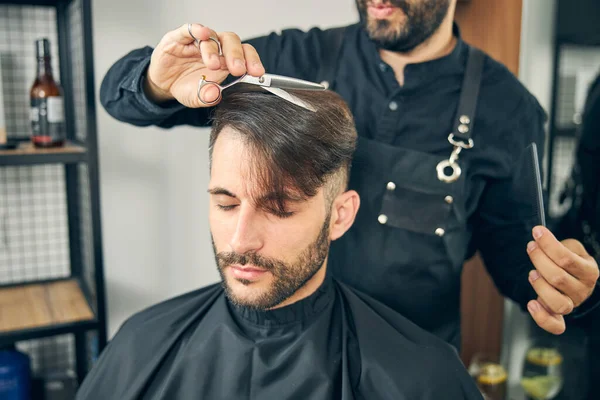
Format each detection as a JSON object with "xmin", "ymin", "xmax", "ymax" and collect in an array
[
  {"xmin": 196, "ymin": 73, "xmax": 324, "ymax": 106},
  {"xmin": 197, "ymin": 75, "xmax": 223, "ymax": 106}
]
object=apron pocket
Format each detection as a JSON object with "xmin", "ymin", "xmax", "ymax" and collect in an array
[{"xmin": 380, "ymin": 186, "xmax": 453, "ymax": 235}]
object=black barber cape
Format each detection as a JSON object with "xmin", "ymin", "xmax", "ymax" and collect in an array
[{"xmin": 77, "ymin": 278, "xmax": 483, "ymax": 400}]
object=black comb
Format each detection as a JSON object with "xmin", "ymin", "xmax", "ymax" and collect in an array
[{"xmin": 512, "ymin": 142, "xmax": 546, "ymax": 229}]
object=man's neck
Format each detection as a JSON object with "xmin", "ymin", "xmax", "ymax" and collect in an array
[
  {"xmin": 379, "ymin": 17, "xmax": 457, "ymax": 86},
  {"xmin": 269, "ymin": 261, "xmax": 328, "ymax": 310}
]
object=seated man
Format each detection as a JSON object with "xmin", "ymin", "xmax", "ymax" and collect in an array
[{"xmin": 76, "ymin": 89, "xmax": 483, "ymax": 400}]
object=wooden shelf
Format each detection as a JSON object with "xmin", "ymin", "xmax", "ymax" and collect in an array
[
  {"xmin": 0, "ymin": 141, "xmax": 87, "ymax": 166},
  {"xmin": 0, "ymin": 279, "xmax": 95, "ymax": 335}
]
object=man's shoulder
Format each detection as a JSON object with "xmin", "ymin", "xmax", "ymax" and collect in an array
[
  {"xmin": 76, "ymin": 283, "xmax": 225, "ymax": 399},
  {"xmin": 275, "ymin": 22, "xmax": 359, "ymax": 36},
  {"xmin": 117, "ymin": 282, "xmax": 223, "ymax": 338},
  {"xmin": 335, "ymin": 281, "xmax": 482, "ymax": 399},
  {"xmin": 472, "ymin": 43, "xmax": 546, "ymax": 121}
]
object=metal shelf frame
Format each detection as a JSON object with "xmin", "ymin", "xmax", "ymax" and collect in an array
[{"xmin": 0, "ymin": 0, "xmax": 107, "ymax": 384}]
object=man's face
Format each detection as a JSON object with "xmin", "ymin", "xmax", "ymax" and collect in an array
[
  {"xmin": 356, "ymin": 0, "xmax": 451, "ymax": 52},
  {"xmin": 208, "ymin": 127, "xmax": 332, "ymax": 310}
]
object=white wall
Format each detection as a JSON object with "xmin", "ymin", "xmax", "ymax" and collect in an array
[{"xmin": 91, "ymin": 0, "xmax": 358, "ymax": 337}]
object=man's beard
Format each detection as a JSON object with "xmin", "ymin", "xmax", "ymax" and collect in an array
[
  {"xmin": 356, "ymin": 0, "xmax": 450, "ymax": 52},
  {"xmin": 213, "ymin": 213, "xmax": 331, "ymax": 310}
]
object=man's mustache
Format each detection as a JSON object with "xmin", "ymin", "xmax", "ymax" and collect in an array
[{"xmin": 217, "ymin": 251, "xmax": 281, "ymax": 273}]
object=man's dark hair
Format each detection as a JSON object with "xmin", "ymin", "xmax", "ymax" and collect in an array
[{"xmin": 209, "ymin": 89, "xmax": 357, "ymax": 214}]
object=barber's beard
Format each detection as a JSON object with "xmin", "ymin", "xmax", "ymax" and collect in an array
[
  {"xmin": 213, "ymin": 214, "xmax": 331, "ymax": 310},
  {"xmin": 356, "ymin": 0, "xmax": 450, "ymax": 52}
]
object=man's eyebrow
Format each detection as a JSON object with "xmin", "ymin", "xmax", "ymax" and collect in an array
[
  {"xmin": 257, "ymin": 192, "xmax": 305, "ymax": 204},
  {"xmin": 207, "ymin": 187, "xmax": 238, "ymax": 198}
]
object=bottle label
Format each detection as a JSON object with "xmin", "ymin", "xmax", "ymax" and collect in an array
[
  {"xmin": 47, "ymin": 97, "xmax": 64, "ymax": 123},
  {"xmin": 30, "ymin": 97, "xmax": 65, "ymax": 144}
]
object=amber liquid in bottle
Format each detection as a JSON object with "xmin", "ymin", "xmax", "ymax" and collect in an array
[{"xmin": 30, "ymin": 38, "xmax": 65, "ymax": 148}]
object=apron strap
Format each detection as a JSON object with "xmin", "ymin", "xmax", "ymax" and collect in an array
[{"xmin": 452, "ymin": 47, "xmax": 485, "ymax": 143}]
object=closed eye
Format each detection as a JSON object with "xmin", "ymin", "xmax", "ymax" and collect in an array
[
  {"xmin": 270, "ymin": 210, "xmax": 295, "ymax": 219},
  {"xmin": 217, "ymin": 204, "xmax": 238, "ymax": 211}
]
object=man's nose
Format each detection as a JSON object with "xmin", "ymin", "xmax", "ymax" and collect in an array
[{"xmin": 229, "ymin": 205, "xmax": 264, "ymax": 254}]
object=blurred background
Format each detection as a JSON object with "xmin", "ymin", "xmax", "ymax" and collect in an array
[{"xmin": 0, "ymin": 0, "xmax": 598, "ymax": 399}]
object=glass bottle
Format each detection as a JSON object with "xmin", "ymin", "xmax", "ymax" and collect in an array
[{"xmin": 30, "ymin": 38, "xmax": 65, "ymax": 148}]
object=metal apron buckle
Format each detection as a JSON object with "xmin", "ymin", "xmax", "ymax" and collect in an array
[{"xmin": 436, "ymin": 134, "xmax": 474, "ymax": 183}]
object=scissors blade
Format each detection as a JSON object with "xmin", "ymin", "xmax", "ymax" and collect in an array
[
  {"xmin": 265, "ymin": 74, "xmax": 326, "ymax": 91},
  {"xmin": 263, "ymin": 87, "xmax": 317, "ymax": 112}
]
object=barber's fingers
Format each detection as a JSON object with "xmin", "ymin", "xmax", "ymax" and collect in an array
[
  {"xmin": 219, "ymin": 32, "xmax": 246, "ymax": 76},
  {"xmin": 528, "ymin": 269, "xmax": 575, "ymax": 315},
  {"xmin": 164, "ymin": 23, "xmax": 221, "ymax": 69},
  {"xmin": 198, "ymin": 82, "xmax": 222, "ymax": 104},
  {"xmin": 163, "ymin": 24, "xmax": 265, "ymax": 77},
  {"xmin": 172, "ymin": 23, "xmax": 214, "ymax": 45},
  {"xmin": 204, "ymin": 32, "xmax": 265, "ymax": 77},
  {"xmin": 242, "ymin": 43, "xmax": 265, "ymax": 77},
  {"xmin": 527, "ymin": 297, "xmax": 566, "ymax": 335}
]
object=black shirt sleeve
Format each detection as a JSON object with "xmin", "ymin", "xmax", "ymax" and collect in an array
[
  {"xmin": 472, "ymin": 95, "xmax": 545, "ymax": 312},
  {"xmin": 474, "ymin": 92, "xmax": 600, "ymax": 320}
]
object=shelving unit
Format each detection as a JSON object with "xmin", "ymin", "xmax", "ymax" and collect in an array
[
  {"xmin": 541, "ymin": 2, "xmax": 600, "ymax": 399},
  {"xmin": 0, "ymin": 279, "xmax": 95, "ymax": 341},
  {"xmin": 0, "ymin": 141, "xmax": 87, "ymax": 165},
  {"xmin": 0, "ymin": 0, "xmax": 106, "ymax": 388},
  {"xmin": 546, "ymin": 0, "xmax": 600, "ymax": 211}
]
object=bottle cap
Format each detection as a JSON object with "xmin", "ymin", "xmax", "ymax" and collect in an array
[{"xmin": 35, "ymin": 38, "xmax": 51, "ymax": 58}]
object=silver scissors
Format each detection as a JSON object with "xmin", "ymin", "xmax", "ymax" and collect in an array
[
  {"xmin": 186, "ymin": 24, "xmax": 325, "ymax": 111},
  {"xmin": 197, "ymin": 73, "xmax": 326, "ymax": 112}
]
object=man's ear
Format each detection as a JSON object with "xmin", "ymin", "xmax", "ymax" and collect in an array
[{"xmin": 329, "ymin": 190, "xmax": 360, "ymax": 241}]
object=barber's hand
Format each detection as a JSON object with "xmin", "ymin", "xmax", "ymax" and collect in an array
[
  {"xmin": 526, "ymin": 226, "xmax": 599, "ymax": 334},
  {"xmin": 144, "ymin": 23, "xmax": 265, "ymax": 107}
]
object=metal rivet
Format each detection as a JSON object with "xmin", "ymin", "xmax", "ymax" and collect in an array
[
  {"xmin": 459, "ymin": 115, "xmax": 470, "ymax": 124},
  {"xmin": 458, "ymin": 124, "xmax": 469, "ymax": 134},
  {"xmin": 435, "ymin": 228, "xmax": 445, "ymax": 237},
  {"xmin": 445, "ymin": 195, "xmax": 453, "ymax": 204},
  {"xmin": 258, "ymin": 76, "xmax": 265, "ymax": 83},
  {"xmin": 389, "ymin": 101, "xmax": 398, "ymax": 111},
  {"xmin": 387, "ymin": 182, "xmax": 396, "ymax": 191},
  {"xmin": 320, "ymin": 80, "xmax": 329, "ymax": 89},
  {"xmin": 378, "ymin": 214, "xmax": 388, "ymax": 225}
]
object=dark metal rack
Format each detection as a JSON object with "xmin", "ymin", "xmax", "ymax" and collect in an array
[
  {"xmin": 0, "ymin": 0, "xmax": 106, "ymax": 387},
  {"xmin": 546, "ymin": 0, "xmax": 600, "ymax": 208},
  {"xmin": 543, "ymin": 1, "xmax": 600, "ymax": 399}
]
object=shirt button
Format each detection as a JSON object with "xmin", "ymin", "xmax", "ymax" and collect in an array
[
  {"xmin": 378, "ymin": 214, "xmax": 388, "ymax": 225},
  {"xmin": 387, "ymin": 182, "xmax": 396, "ymax": 191},
  {"xmin": 445, "ymin": 195, "xmax": 453, "ymax": 204},
  {"xmin": 388, "ymin": 101, "xmax": 398, "ymax": 111},
  {"xmin": 379, "ymin": 62, "xmax": 387, "ymax": 72},
  {"xmin": 435, "ymin": 228, "xmax": 445, "ymax": 237}
]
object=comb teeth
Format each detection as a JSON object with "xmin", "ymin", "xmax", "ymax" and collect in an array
[
  {"xmin": 511, "ymin": 143, "xmax": 546, "ymax": 230},
  {"xmin": 529, "ymin": 143, "xmax": 546, "ymax": 227}
]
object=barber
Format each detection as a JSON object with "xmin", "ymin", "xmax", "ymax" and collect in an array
[{"xmin": 99, "ymin": 0, "xmax": 600, "ymax": 349}]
